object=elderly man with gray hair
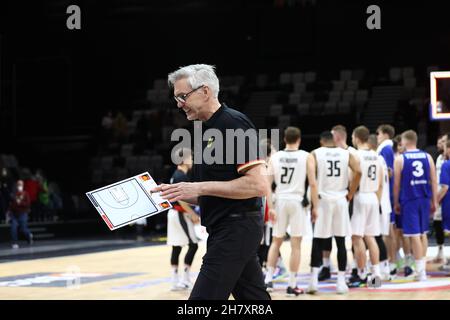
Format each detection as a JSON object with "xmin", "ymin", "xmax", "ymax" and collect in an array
[{"xmin": 152, "ymin": 64, "xmax": 271, "ymax": 300}]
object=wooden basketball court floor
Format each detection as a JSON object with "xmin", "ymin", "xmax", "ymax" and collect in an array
[{"xmin": 0, "ymin": 239, "xmax": 449, "ymax": 300}]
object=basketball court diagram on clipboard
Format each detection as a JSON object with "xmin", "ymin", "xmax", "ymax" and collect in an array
[{"xmin": 86, "ymin": 172, "xmax": 172, "ymax": 230}]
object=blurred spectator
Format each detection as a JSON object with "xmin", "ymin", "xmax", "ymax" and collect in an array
[
  {"xmin": 22, "ymin": 168, "xmax": 40, "ymax": 222},
  {"xmin": 48, "ymin": 181, "xmax": 63, "ymax": 221},
  {"xmin": 134, "ymin": 113, "xmax": 151, "ymax": 154},
  {"xmin": 101, "ymin": 110, "xmax": 114, "ymax": 131},
  {"xmin": 0, "ymin": 168, "xmax": 14, "ymax": 223},
  {"xmin": 101, "ymin": 110, "xmax": 114, "ymax": 147},
  {"xmin": 8, "ymin": 180, "xmax": 33, "ymax": 249},
  {"xmin": 36, "ymin": 169, "xmax": 50, "ymax": 221},
  {"xmin": 112, "ymin": 112, "xmax": 129, "ymax": 144}
]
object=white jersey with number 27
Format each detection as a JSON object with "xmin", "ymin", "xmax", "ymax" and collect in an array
[{"xmin": 270, "ymin": 150, "xmax": 309, "ymax": 200}]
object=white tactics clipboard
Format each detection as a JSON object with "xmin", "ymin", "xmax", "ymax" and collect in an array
[{"xmin": 86, "ymin": 172, "xmax": 171, "ymax": 230}]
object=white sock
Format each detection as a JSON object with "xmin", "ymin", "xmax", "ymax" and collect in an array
[
  {"xmin": 311, "ymin": 267, "xmax": 320, "ymax": 285},
  {"xmin": 396, "ymin": 251, "xmax": 402, "ymax": 262},
  {"xmin": 277, "ymin": 257, "xmax": 286, "ymax": 270},
  {"xmin": 183, "ymin": 266, "xmax": 190, "ymax": 283},
  {"xmin": 289, "ymin": 272, "xmax": 297, "ymax": 288},
  {"xmin": 389, "ymin": 262, "xmax": 397, "ymax": 271},
  {"xmin": 358, "ymin": 267, "xmax": 367, "ymax": 280},
  {"xmin": 171, "ymin": 266, "xmax": 178, "ymax": 283},
  {"xmin": 323, "ymin": 258, "xmax": 330, "ymax": 268},
  {"xmin": 438, "ymin": 245, "xmax": 444, "ymax": 257},
  {"xmin": 381, "ymin": 260, "xmax": 389, "ymax": 273},
  {"xmin": 337, "ymin": 271, "xmax": 346, "ymax": 283},
  {"xmin": 265, "ymin": 267, "xmax": 274, "ymax": 283},
  {"xmin": 406, "ymin": 254, "xmax": 413, "ymax": 266},
  {"xmin": 421, "ymin": 259, "xmax": 427, "ymax": 273},
  {"xmin": 351, "ymin": 260, "xmax": 357, "ymax": 269},
  {"xmin": 415, "ymin": 259, "xmax": 424, "ymax": 273},
  {"xmin": 372, "ymin": 264, "xmax": 381, "ymax": 277}
]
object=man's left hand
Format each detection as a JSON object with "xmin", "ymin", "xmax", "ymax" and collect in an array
[{"xmin": 152, "ymin": 182, "xmax": 202, "ymax": 203}]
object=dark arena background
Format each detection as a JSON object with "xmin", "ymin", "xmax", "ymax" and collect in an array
[{"xmin": 0, "ymin": 0, "xmax": 450, "ymax": 308}]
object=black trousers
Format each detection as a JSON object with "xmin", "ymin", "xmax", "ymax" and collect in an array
[{"xmin": 189, "ymin": 215, "xmax": 271, "ymax": 300}]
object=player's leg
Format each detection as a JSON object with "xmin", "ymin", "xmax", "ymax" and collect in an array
[
  {"xmin": 334, "ymin": 197, "xmax": 351, "ymax": 294},
  {"xmin": 307, "ymin": 237, "xmax": 323, "ymax": 294},
  {"xmin": 349, "ymin": 194, "xmax": 367, "ymax": 286},
  {"xmin": 349, "ymin": 235, "xmax": 367, "ymax": 287},
  {"xmin": 416, "ymin": 199, "xmax": 430, "ymax": 280},
  {"xmin": 394, "ymin": 212, "xmax": 405, "ymax": 266},
  {"xmin": 420, "ymin": 202, "xmax": 430, "ymax": 261},
  {"xmin": 378, "ymin": 206, "xmax": 391, "ymax": 279},
  {"xmin": 410, "ymin": 235, "xmax": 425, "ymax": 279},
  {"xmin": 170, "ymin": 246, "xmax": 183, "ymax": 290},
  {"xmin": 181, "ymin": 243, "xmax": 198, "ymax": 287},
  {"xmin": 265, "ymin": 236, "xmax": 284, "ymax": 290},
  {"xmin": 178, "ymin": 212, "xmax": 199, "ymax": 288},
  {"xmin": 376, "ymin": 235, "xmax": 389, "ymax": 279},
  {"xmin": 403, "ymin": 199, "xmax": 426, "ymax": 280},
  {"xmin": 285, "ymin": 201, "xmax": 305, "ymax": 296},
  {"xmin": 335, "ymin": 236, "xmax": 348, "ymax": 294},
  {"xmin": 264, "ymin": 201, "xmax": 287, "ymax": 290},
  {"xmin": 402, "ymin": 235, "xmax": 414, "ymax": 275},
  {"xmin": 397, "ymin": 207, "xmax": 414, "ymax": 276},
  {"xmin": 433, "ymin": 206, "xmax": 446, "ymax": 263},
  {"xmin": 286, "ymin": 236, "xmax": 303, "ymax": 296},
  {"xmin": 320, "ymin": 201, "xmax": 334, "ymax": 280},
  {"xmin": 365, "ymin": 236, "xmax": 381, "ymax": 287},
  {"xmin": 388, "ymin": 221, "xmax": 398, "ymax": 276},
  {"xmin": 318, "ymin": 238, "xmax": 332, "ymax": 281},
  {"xmin": 307, "ymin": 199, "xmax": 332, "ymax": 293},
  {"xmin": 441, "ymin": 205, "xmax": 450, "ymax": 270},
  {"xmin": 365, "ymin": 196, "xmax": 382, "ymax": 285}
]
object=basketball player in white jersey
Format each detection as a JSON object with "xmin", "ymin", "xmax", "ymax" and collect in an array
[
  {"xmin": 306, "ymin": 131, "xmax": 361, "ymax": 294},
  {"xmin": 167, "ymin": 148, "xmax": 200, "ymax": 291},
  {"xmin": 368, "ymin": 134, "xmax": 396, "ymax": 280},
  {"xmin": 348, "ymin": 126, "xmax": 384, "ymax": 288},
  {"xmin": 258, "ymin": 139, "xmax": 288, "ymax": 276},
  {"xmin": 265, "ymin": 127, "xmax": 310, "ymax": 296},
  {"xmin": 315, "ymin": 125, "xmax": 357, "ymax": 281}
]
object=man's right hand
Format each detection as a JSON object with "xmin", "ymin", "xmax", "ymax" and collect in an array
[
  {"xmin": 394, "ymin": 203, "xmax": 401, "ymax": 215},
  {"xmin": 269, "ymin": 209, "xmax": 277, "ymax": 223},
  {"xmin": 311, "ymin": 208, "xmax": 318, "ymax": 223},
  {"xmin": 346, "ymin": 194, "xmax": 353, "ymax": 202},
  {"xmin": 430, "ymin": 200, "xmax": 437, "ymax": 215}
]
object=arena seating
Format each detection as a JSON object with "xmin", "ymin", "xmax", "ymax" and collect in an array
[{"xmin": 89, "ymin": 65, "xmax": 434, "ymax": 187}]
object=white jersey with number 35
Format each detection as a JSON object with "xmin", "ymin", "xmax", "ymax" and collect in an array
[
  {"xmin": 315, "ymin": 147, "xmax": 349, "ymax": 200},
  {"xmin": 270, "ymin": 150, "xmax": 309, "ymax": 200}
]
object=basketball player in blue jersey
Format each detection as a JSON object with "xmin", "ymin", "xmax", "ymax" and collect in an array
[
  {"xmin": 438, "ymin": 140, "xmax": 450, "ymax": 244},
  {"xmin": 393, "ymin": 130, "xmax": 438, "ymax": 281},
  {"xmin": 437, "ymin": 139, "xmax": 450, "ymax": 271}
]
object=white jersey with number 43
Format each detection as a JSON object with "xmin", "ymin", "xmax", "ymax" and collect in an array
[
  {"xmin": 315, "ymin": 147, "xmax": 349, "ymax": 200},
  {"xmin": 270, "ymin": 150, "xmax": 309, "ymax": 200},
  {"xmin": 356, "ymin": 149, "xmax": 382, "ymax": 193}
]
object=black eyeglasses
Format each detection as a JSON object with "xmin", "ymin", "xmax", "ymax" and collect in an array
[{"xmin": 174, "ymin": 85, "xmax": 205, "ymax": 104}]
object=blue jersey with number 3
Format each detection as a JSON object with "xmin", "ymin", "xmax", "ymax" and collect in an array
[{"xmin": 400, "ymin": 150, "xmax": 431, "ymax": 203}]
